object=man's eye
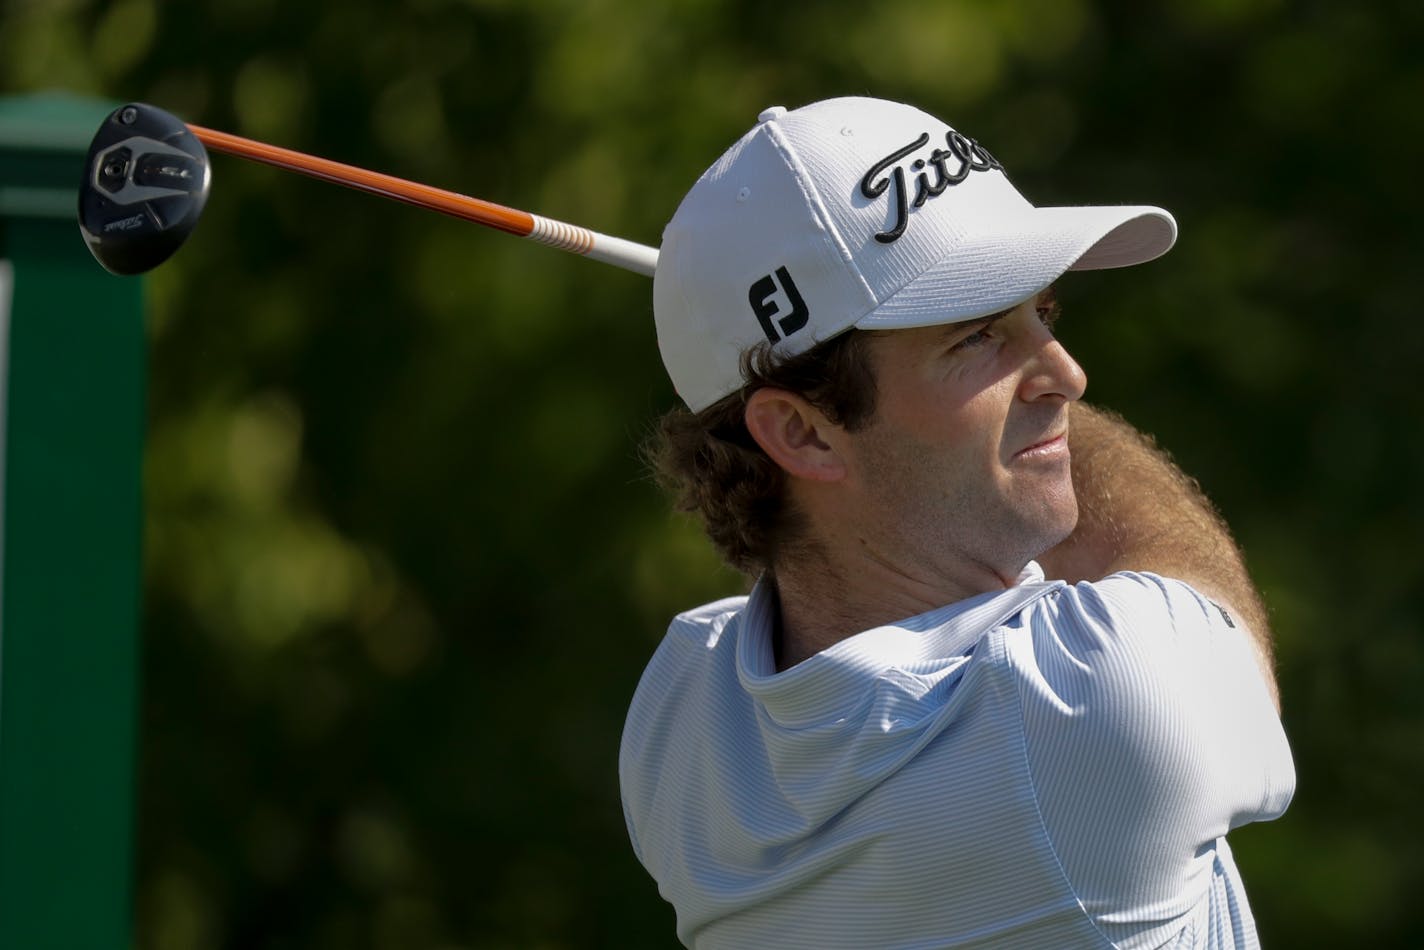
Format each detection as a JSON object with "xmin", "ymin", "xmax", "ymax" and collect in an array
[{"xmin": 953, "ymin": 327, "xmax": 992, "ymax": 350}]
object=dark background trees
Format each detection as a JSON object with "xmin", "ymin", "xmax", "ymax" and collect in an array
[{"xmin": 4, "ymin": 0, "xmax": 1422, "ymax": 946}]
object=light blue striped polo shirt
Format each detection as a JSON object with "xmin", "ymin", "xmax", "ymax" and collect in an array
[{"xmin": 619, "ymin": 565, "xmax": 1295, "ymax": 948}]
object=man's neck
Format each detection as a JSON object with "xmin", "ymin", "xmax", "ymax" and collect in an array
[{"xmin": 770, "ymin": 544, "xmax": 1021, "ymax": 671}]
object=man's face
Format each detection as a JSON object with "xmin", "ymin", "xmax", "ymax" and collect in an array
[{"xmin": 839, "ymin": 288, "xmax": 1086, "ymax": 585}]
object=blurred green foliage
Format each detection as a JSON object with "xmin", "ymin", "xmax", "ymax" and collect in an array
[{"xmin": 3, "ymin": 0, "xmax": 1423, "ymax": 946}]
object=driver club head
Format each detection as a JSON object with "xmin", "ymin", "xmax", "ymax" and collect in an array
[{"xmin": 78, "ymin": 102, "xmax": 211, "ymax": 275}]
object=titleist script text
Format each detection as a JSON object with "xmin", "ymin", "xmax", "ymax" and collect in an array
[{"xmin": 860, "ymin": 131, "xmax": 1002, "ymax": 244}]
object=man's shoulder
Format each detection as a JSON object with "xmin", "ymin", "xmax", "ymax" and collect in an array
[
  {"xmin": 1037, "ymin": 569, "xmax": 1221, "ymax": 627},
  {"xmin": 668, "ymin": 593, "xmax": 751, "ymax": 633},
  {"xmin": 1010, "ymin": 569, "xmax": 1273, "ymax": 722},
  {"xmin": 625, "ymin": 592, "xmax": 754, "ymax": 720},
  {"xmin": 620, "ymin": 592, "xmax": 759, "ymax": 831}
]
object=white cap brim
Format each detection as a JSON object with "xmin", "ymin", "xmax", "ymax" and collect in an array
[{"xmin": 856, "ymin": 205, "xmax": 1177, "ymax": 329}]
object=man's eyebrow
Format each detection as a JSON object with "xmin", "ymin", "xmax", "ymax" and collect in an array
[
  {"xmin": 937, "ymin": 307, "xmax": 1011, "ymax": 342},
  {"xmin": 935, "ymin": 285, "xmax": 1061, "ymax": 343}
]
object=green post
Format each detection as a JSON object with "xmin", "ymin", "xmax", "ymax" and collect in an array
[{"xmin": 0, "ymin": 92, "xmax": 144, "ymax": 950}]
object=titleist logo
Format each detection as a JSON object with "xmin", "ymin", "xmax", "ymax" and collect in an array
[{"xmin": 860, "ymin": 131, "xmax": 1002, "ymax": 244}]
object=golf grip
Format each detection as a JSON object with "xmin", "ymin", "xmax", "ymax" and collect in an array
[{"xmin": 186, "ymin": 124, "xmax": 659, "ymax": 277}]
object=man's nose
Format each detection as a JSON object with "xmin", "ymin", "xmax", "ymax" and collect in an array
[{"xmin": 1020, "ymin": 337, "xmax": 1087, "ymax": 404}]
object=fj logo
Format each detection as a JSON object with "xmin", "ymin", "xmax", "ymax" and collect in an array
[{"xmin": 749, "ymin": 267, "xmax": 809, "ymax": 343}]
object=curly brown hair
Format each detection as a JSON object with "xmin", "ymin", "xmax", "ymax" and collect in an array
[{"xmin": 648, "ymin": 330, "xmax": 882, "ymax": 575}]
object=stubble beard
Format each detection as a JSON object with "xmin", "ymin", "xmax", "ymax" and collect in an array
[{"xmin": 858, "ymin": 437, "xmax": 1079, "ymax": 585}]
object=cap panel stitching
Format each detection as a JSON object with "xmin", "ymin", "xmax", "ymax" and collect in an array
[{"xmin": 761, "ymin": 121, "xmax": 879, "ymax": 316}]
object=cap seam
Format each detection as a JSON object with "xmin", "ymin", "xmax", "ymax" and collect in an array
[
  {"xmin": 762, "ymin": 121, "xmax": 878, "ymax": 321},
  {"xmin": 669, "ymin": 236, "xmax": 701, "ymax": 406}
]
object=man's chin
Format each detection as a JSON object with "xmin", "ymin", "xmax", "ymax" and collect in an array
[{"xmin": 1024, "ymin": 494, "xmax": 1079, "ymax": 559}]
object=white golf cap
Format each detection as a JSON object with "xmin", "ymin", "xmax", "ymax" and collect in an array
[{"xmin": 654, "ymin": 96, "xmax": 1177, "ymax": 411}]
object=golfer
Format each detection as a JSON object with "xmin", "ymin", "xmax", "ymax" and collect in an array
[{"xmin": 620, "ymin": 97, "xmax": 1294, "ymax": 949}]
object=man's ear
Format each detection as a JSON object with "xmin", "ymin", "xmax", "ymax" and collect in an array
[{"xmin": 744, "ymin": 388, "xmax": 848, "ymax": 482}]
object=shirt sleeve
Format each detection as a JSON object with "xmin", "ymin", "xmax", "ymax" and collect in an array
[{"xmin": 1005, "ymin": 571, "xmax": 1295, "ymax": 947}]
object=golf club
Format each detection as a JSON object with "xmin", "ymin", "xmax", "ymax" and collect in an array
[{"xmin": 78, "ymin": 102, "xmax": 660, "ymax": 277}]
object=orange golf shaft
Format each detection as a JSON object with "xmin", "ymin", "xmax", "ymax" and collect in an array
[{"xmin": 186, "ymin": 124, "xmax": 536, "ymax": 236}]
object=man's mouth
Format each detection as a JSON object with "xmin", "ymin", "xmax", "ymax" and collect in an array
[{"xmin": 1013, "ymin": 432, "xmax": 1068, "ymax": 460}]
